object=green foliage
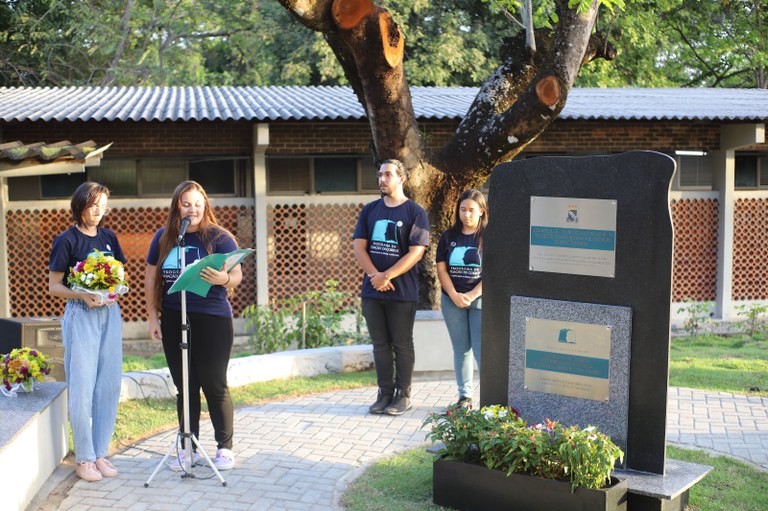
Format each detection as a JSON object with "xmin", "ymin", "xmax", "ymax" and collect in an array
[
  {"xmin": 240, "ymin": 302, "xmax": 293, "ymax": 354},
  {"xmin": 242, "ymin": 280, "xmax": 367, "ymax": 354},
  {"xmin": 735, "ymin": 302, "xmax": 768, "ymax": 339},
  {"xmin": 3, "ymin": 0, "xmax": 765, "ymax": 89},
  {"xmin": 423, "ymin": 404, "xmax": 624, "ymax": 491},
  {"xmin": 578, "ymin": 0, "xmax": 768, "ymax": 88},
  {"xmin": 677, "ymin": 299, "xmax": 713, "ymax": 340}
]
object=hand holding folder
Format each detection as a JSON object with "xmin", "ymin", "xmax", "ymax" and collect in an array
[{"xmin": 168, "ymin": 248, "xmax": 254, "ymax": 297}]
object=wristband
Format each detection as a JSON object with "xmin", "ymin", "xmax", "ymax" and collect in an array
[{"xmin": 224, "ymin": 274, "xmax": 231, "ymax": 287}]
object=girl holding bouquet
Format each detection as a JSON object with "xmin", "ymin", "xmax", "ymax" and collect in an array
[
  {"xmin": 144, "ymin": 180, "xmax": 242, "ymax": 472},
  {"xmin": 48, "ymin": 181, "xmax": 127, "ymax": 482}
]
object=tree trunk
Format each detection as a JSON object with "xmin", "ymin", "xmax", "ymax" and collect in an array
[{"xmin": 274, "ymin": 0, "xmax": 613, "ymax": 309}]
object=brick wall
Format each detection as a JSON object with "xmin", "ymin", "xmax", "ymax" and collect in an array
[
  {"xmin": 4, "ymin": 118, "xmax": 740, "ymax": 158},
  {"xmin": 4, "ymin": 120, "xmax": 253, "ymax": 156}
]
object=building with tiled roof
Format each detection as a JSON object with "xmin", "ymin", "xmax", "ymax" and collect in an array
[{"xmin": 0, "ymin": 86, "xmax": 766, "ymax": 331}]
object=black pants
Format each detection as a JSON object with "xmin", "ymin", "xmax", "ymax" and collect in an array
[
  {"xmin": 361, "ymin": 298, "xmax": 417, "ymax": 396},
  {"xmin": 161, "ymin": 310, "xmax": 234, "ymax": 450}
]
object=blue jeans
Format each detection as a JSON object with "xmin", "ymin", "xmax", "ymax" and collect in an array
[
  {"xmin": 62, "ymin": 300, "xmax": 123, "ymax": 463},
  {"xmin": 441, "ymin": 293, "xmax": 482, "ymax": 399}
]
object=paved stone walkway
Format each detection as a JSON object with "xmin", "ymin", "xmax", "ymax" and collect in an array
[{"xmin": 45, "ymin": 382, "xmax": 767, "ymax": 511}]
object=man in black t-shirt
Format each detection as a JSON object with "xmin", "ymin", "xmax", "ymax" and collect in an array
[{"xmin": 353, "ymin": 159, "xmax": 430, "ymax": 415}]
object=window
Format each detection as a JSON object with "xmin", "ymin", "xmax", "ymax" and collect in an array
[
  {"xmin": 12, "ymin": 156, "xmax": 246, "ymax": 199},
  {"xmin": 40, "ymin": 173, "xmax": 87, "ymax": 198},
  {"xmin": 89, "ymin": 158, "xmax": 138, "ymax": 196},
  {"xmin": 141, "ymin": 159, "xmax": 186, "ymax": 195},
  {"xmin": 267, "ymin": 156, "xmax": 380, "ymax": 195},
  {"xmin": 268, "ymin": 158, "xmax": 311, "ymax": 193},
  {"xmin": 677, "ymin": 154, "xmax": 712, "ymax": 189},
  {"xmin": 189, "ymin": 158, "xmax": 237, "ymax": 195},
  {"xmin": 735, "ymin": 153, "xmax": 768, "ymax": 189},
  {"xmin": 314, "ymin": 157, "xmax": 356, "ymax": 192}
]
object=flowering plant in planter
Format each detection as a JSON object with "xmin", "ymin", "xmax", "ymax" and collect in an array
[{"xmin": 423, "ymin": 403, "xmax": 624, "ymax": 492}]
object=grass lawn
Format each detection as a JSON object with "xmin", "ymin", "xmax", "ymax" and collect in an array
[
  {"xmin": 669, "ymin": 334, "xmax": 767, "ymax": 396},
  {"xmin": 341, "ymin": 446, "xmax": 768, "ymax": 511}
]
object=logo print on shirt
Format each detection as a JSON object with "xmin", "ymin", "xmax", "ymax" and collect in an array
[
  {"xmin": 162, "ymin": 246, "xmax": 202, "ymax": 270},
  {"xmin": 371, "ymin": 220, "xmax": 400, "ymax": 244},
  {"xmin": 449, "ymin": 246, "xmax": 481, "ymax": 267}
]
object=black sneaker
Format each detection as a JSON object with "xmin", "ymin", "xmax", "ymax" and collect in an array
[
  {"xmin": 384, "ymin": 390, "xmax": 411, "ymax": 416},
  {"xmin": 368, "ymin": 389, "xmax": 394, "ymax": 414},
  {"xmin": 457, "ymin": 396, "xmax": 472, "ymax": 408}
]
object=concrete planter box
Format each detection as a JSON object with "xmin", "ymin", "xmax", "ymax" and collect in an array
[{"xmin": 433, "ymin": 457, "xmax": 627, "ymax": 511}]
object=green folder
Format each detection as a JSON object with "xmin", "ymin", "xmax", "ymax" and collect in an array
[{"xmin": 168, "ymin": 248, "xmax": 254, "ymax": 297}]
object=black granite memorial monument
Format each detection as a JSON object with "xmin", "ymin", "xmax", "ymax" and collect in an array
[{"xmin": 479, "ymin": 151, "xmax": 712, "ymax": 511}]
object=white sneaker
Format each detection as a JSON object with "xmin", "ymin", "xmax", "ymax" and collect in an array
[
  {"xmin": 168, "ymin": 450, "xmax": 200, "ymax": 472},
  {"xmin": 213, "ymin": 448, "xmax": 235, "ymax": 471}
]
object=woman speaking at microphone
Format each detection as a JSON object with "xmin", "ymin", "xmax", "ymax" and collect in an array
[{"xmin": 144, "ymin": 180, "xmax": 242, "ymax": 471}]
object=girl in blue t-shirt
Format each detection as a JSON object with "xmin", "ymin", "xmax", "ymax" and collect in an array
[
  {"xmin": 145, "ymin": 180, "xmax": 243, "ymax": 472},
  {"xmin": 48, "ymin": 182, "xmax": 126, "ymax": 482},
  {"xmin": 436, "ymin": 189, "xmax": 488, "ymax": 407}
]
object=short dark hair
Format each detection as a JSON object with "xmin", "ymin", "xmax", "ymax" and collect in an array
[
  {"xmin": 380, "ymin": 159, "xmax": 407, "ymax": 180},
  {"xmin": 70, "ymin": 182, "xmax": 110, "ymax": 225}
]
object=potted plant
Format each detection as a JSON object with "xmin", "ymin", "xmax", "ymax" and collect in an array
[
  {"xmin": 424, "ymin": 404, "xmax": 626, "ymax": 511},
  {"xmin": 1, "ymin": 346, "xmax": 53, "ymax": 397}
]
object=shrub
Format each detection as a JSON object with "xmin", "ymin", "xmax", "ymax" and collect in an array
[{"xmin": 242, "ymin": 280, "xmax": 367, "ymax": 353}]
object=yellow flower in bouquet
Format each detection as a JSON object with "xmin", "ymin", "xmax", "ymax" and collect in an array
[
  {"xmin": 2, "ymin": 347, "xmax": 52, "ymax": 394},
  {"xmin": 67, "ymin": 249, "xmax": 129, "ymax": 302}
]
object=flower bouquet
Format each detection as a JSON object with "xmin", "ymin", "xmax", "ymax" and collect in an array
[
  {"xmin": 67, "ymin": 249, "xmax": 129, "ymax": 304},
  {"xmin": 1, "ymin": 347, "xmax": 53, "ymax": 397},
  {"xmin": 424, "ymin": 403, "xmax": 624, "ymax": 491}
]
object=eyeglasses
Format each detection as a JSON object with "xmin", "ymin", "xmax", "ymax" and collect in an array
[{"xmin": 87, "ymin": 206, "xmax": 111, "ymax": 216}]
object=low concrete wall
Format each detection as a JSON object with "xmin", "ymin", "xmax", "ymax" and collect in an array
[
  {"xmin": 120, "ymin": 344, "xmax": 376, "ymax": 401},
  {"xmin": 120, "ymin": 313, "xmax": 460, "ymax": 401},
  {"xmin": 0, "ymin": 383, "xmax": 68, "ymax": 511}
]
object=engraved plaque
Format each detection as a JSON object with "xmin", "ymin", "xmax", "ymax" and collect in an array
[
  {"xmin": 529, "ymin": 196, "xmax": 617, "ymax": 278},
  {"xmin": 524, "ymin": 317, "xmax": 612, "ymax": 401}
]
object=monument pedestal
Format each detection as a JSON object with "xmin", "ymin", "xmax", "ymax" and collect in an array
[{"xmin": 614, "ymin": 459, "xmax": 713, "ymax": 511}]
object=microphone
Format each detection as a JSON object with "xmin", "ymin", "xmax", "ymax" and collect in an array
[{"xmin": 176, "ymin": 217, "xmax": 191, "ymax": 244}]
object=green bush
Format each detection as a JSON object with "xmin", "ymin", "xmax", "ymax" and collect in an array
[
  {"xmin": 677, "ymin": 299, "xmax": 713, "ymax": 340},
  {"xmin": 242, "ymin": 280, "xmax": 368, "ymax": 354},
  {"xmin": 735, "ymin": 302, "xmax": 768, "ymax": 339}
]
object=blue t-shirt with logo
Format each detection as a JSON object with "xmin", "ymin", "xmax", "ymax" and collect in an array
[
  {"xmin": 353, "ymin": 198, "xmax": 430, "ymax": 302},
  {"xmin": 436, "ymin": 230, "xmax": 482, "ymax": 294},
  {"xmin": 49, "ymin": 226, "xmax": 127, "ymax": 287},
  {"xmin": 146, "ymin": 227, "xmax": 237, "ymax": 317}
]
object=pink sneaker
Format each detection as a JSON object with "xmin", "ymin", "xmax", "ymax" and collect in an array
[
  {"xmin": 76, "ymin": 461, "xmax": 103, "ymax": 482},
  {"xmin": 95, "ymin": 458, "xmax": 118, "ymax": 477}
]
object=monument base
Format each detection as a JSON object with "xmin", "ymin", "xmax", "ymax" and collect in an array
[{"xmin": 614, "ymin": 459, "xmax": 713, "ymax": 511}]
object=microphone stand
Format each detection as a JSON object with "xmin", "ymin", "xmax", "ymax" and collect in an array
[{"xmin": 145, "ymin": 233, "xmax": 226, "ymax": 487}]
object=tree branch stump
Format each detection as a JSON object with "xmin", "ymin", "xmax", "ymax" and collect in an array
[
  {"xmin": 535, "ymin": 76, "xmax": 561, "ymax": 107},
  {"xmin": 332, "ymin": 0, "xmax": 375, "ymax": 30},
  {"xmin": 379, "ymin": 12, "xmax": 404, "ymax": 68}
]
